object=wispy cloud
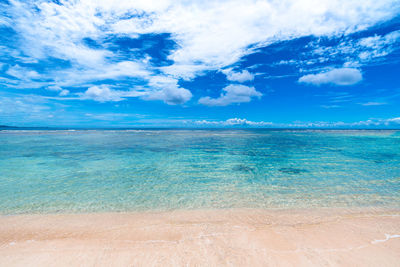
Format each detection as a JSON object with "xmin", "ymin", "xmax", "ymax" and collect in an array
[
  {"xmin": 320, "ymin": 105, "xmax": 341, "ymax": 109},
  {"xmin": 6, "ymin": 64, "xmax": 40, "ymax": 80},
  {"xmin": 305, "ymin": 29, "xmax": 400, "ymax": 68},
  {"xmin": 359, "ymin": 102, "xmax": 388, "ymax": 106}
]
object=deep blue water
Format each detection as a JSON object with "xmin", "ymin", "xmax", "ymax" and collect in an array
[{"xmin": 0, "ymin": 129, "xmax": 399, "ymax": 214}]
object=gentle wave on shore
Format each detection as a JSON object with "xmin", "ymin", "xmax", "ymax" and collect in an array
[{"xmin": 1, "ymin": 208, "xmax": 399, "ymax": 266}]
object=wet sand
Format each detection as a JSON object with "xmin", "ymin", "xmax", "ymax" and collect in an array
[{"xmin": 1, "ymin": 208, "xmax": 399, "ymax": 266}]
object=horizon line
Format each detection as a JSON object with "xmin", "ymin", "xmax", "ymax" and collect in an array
[{"xmin": 1, "ymin": 125, "xmax": 400, "ymax": 131}]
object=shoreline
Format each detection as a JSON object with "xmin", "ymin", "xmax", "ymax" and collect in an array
[{"xmin": 1, "ymin": 207, "xmax": 399, "ymax": 266}]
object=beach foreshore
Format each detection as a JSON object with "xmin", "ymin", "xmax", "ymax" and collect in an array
[{"xmin": 1, "ymin": 208, "xmax": 399, "ymax": 266}]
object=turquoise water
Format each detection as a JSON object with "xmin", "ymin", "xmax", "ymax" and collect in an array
[{"xmin": 0, "ymin": 129, "xmax": 399, "ymax": 214}]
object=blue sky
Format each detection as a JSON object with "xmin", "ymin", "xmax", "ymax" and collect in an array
[{"xmin": 0, "ymin": 0, "xmax": 400, "ymax": 128}]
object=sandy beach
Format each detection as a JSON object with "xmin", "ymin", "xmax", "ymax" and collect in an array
[{"xmin": 1, "ymin": 208, "xmax": 399, "ymax": 266}]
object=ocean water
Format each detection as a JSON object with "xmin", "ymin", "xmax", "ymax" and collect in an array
[{"xmin": 0, "ymin": 129, "xmax": 399, "ymax": 214}]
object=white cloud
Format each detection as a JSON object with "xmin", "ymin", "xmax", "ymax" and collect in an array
[
  {"xmin": 195, "ymin": 118, "xmax": 272, "ymax": 126},
  {"xmin": 3, "ymin": 0, "xmax": 400, "ymax": 107},
  {"xmin": 79, "ymin": 84, "xmax": 192, "ymax": 104},
  {"xmin": 224, "ymin": 118, "xmax": 270, "ymax": 126},
  {"xmin": 84, "ymin": 112, "xmax": 132, "ymax": 121},
  {"xmin": 0, "ymin": 95, "xmax": 49, "ymax": 114},
  {"xmin": 143, "ymin": 86, "xmax": 192, "ymax": 105},
  {"xmin": 46, "ymin": 85, "xmax": 69, "ymax": 96},
  {"xmin": 222, "ymin": 69, "xmax": 254, "ymax": 82},
  {"xmin": 142, "ymin": 75, "xmax": 192, "ymax": 104},
  {"xmin": 358, "ymin": 30, "xmax": 400, "ymax": 49},
  {"xmin": 6, "ymin": 1, "xmax": 400, "ymax": 81},
  {"xmin": 147, "ymin": 117, "xmax": 400, "ymax": 128},
  {"xmin": 46, "ymin": 85, "xmax": 63, "ymax": 92},
  {"xmin": 305, "ymin": 29, "xmax": 400, "ymax": 68},
  {"xmin": 360, "ymin": 102, "xmax": 387, "ymax": 106},
  {"xmin": 275, "ymin": 59, "xmax": 297, "ymax": 65},
  {"xmin": 6, "ymin": 65, "xmax": 40, "ymax": 80},
  {"xmin": 320, "ymin": 105, "xmax": 340, "ymax": 109},
  {"xmin": 81, "ymin": 85, "xmax": 126, "ymax": 102},
  {"xmin": 50, "ymin": 61, "xmax": 151, "ymax": 88},
  {"xmin": 142, "ymin": 0, "xmax": 399, "ymax": 77},
  {"xmin": 0, "ymin": 93, "xmax": 55, "ymax": 125},
  {"xmin": 386, "ymin": 117, "xmax": 400, "ymax": 123},
  {"xmin": 281, "ymin": 117, "xmax": 400, "ymax": 128},
  {"xmin": 199, "ymin": 84, "xmax": 262, "ymax": 106},
  {"xmin": 59, "ymin": 89, "xmax": 69, "ymax": 96},
  {"xmin": 299, "ymin": 68, "xmax": 362, "ymax": 86},
  {"xmin": 356, "ymin": 30, "xmax": 400, "ymax": 61}
]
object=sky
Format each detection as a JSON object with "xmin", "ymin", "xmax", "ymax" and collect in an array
[{"xmin": 0, "ymin": 0, "xmax": 400, "ymax": 128}]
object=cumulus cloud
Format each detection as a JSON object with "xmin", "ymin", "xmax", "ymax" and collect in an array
[
  {"xmin": 46, "ymin": 85, "xmax": 69, "ymax": 96},
  {"xmin": 222, "ymin": 69, "xmax": 254, "ymax": 82},
  {"xmin": 195, "ymin": 118, "xmax": 272, "ymax": 126},
  {"xmin": 143, "ymin": 76, "xmax": 192, "ymax": 104},
  {"xmin": 81, "ymin": 85, "xmax": 126, "ymax": 102},
  {"xmin": 79, "ymin": 79, "xmax": 192, "ymax": 104},
  {"xmin": 144, "ymin": 87, "xmax": 192, "ymax": 105},
  {"xmin": 199, "ymin": 84, "xmax": 262, "ymax": 106},
  {"xmin": 298, "ymin": 68, "xmax": 362, "ymax": 86}
]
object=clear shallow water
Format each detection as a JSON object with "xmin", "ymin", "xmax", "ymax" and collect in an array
[{"xmin": 0, "ymin": 129, "xmax": 399, "ymax": 214}]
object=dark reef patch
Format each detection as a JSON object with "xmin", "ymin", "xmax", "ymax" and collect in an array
[
  {"xmin": 233, "ymin": 164, "xmax": 254, "ymax": 172},
  {"xmin": 278, "ymin": 167, "xmax": 308, "ymax": 174}
]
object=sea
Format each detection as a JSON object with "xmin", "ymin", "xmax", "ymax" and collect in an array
[{"xmin": 0, "ymin": 129, "xmax": 399, "ymax": 214}]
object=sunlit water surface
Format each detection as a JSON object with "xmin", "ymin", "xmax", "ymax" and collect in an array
[{"xmin": 0, "ymin": 129, "xmax": 399, "ymax": 214}]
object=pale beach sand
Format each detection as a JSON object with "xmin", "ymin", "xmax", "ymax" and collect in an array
[{"xmin": 1, "ymin": 208, "xmax": 399, "ymax": 266}]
